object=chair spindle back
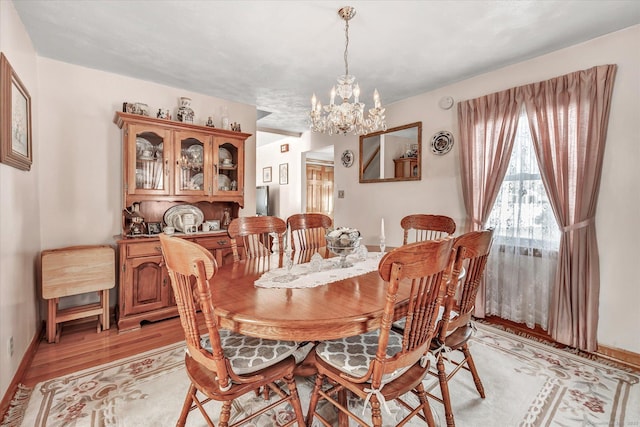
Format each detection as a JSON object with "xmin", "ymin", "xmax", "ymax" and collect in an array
[
  {"xmin": 227, "ymin": 216, "xmax": 286, "ymax": 262},
  {"xmin": 286, "ymin": 213, "xmax": 332, "ymax": 251},
  {"xmin": 401, "ymin": 214, "xmax": 456, "ymax": 245}
]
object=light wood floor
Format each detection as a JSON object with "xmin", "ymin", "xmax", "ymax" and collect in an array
[{"xmin": 23, "ymin": 316, "xmax": 200, "ymax": 387}]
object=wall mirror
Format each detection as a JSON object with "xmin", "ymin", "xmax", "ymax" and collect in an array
[{"xmin": 359, "ymin": 122, "xmax": 422, "ymax": 183}]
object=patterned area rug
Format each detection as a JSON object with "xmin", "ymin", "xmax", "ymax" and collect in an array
[{"xmin": 4, "ymin": 323, "xmax": 639, "ymax": 426}]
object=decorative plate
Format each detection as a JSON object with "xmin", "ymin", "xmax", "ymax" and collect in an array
[
  {"xmin": 218, "ymin": 174, "xmax": 231, "ymax": 190},
  {"xmin": 431, "ymin": 131, "xmax": 454, "ymax": 155},
  {"xmin": 136, "ymin": 138, "xmax": 152, "ymax": 156},
  {"xmin": 341, "ymin": 150, "xmax": 354, "ymax": 168},
  {"xmin": 190, "ymin": 173, "xmax": 203, "ymax": 190},
  {"xmin": 163, "ymin": 204, "xmax": 204, "ymax": 232},
  {"xmin": 219, "ymin": 147, "xmax": 232, "ymax": 161},
  {"xmin": 187, "ymin": 144, "xmax": 203, "ymax": 163}
]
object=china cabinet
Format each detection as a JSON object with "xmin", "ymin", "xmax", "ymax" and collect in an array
[
  {"xmin": 115, "ymin": 112, "xmax": 248, "ymax": 208},
  {"xmin": 114, "ymin": 112, "xmax": 250, "ymax": 331}
]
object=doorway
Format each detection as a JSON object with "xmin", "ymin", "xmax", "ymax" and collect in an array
[{"xmin": 303, "ymin": 147, "xmax": 334, "ymax": 218}]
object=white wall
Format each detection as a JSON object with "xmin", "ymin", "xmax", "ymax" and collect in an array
[
  {"xmin": 256, "ymin": 132, "xmax": 336, "ymax": 220},
  {"xmin": 34, "ymin": 58, "xmax": 257, "ymax": 311},
  {"xmin": 36, "ymin": 58, "xmax": 258, "ymax": 249},
  {"xmin": 0, "ymin": 0, "xmax": 40, "ymax": 400},
  {"xmin": 1, "ymin": 12, "xmax": 258, "ymax": 398},
  {"xmin": 301, "ymin": 26, "xmax": 640, "ymax": 354}
]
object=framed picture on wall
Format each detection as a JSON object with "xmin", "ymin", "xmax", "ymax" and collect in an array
[
  {"xmin": 263, "ymin": 166, "xmax": 272, "ymax": 183},
  {"xmin": 279, "ymin": 163, "xmax": 288, "ymax": 185},
  {"xmin": 0, "ymin": 53, "xmax": 33, "ymax": 171}
]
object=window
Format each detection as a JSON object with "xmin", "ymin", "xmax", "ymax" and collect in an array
[
  {"xmin": 485, "ymin": 109, "xmax": 560, "ymax": 329},
  {"xmin": 488, "ymin": 110, "xmax": 560, "ymax": 247}
]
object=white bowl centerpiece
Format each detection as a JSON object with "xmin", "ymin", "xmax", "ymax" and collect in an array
[{"xmin": 325, "ymin": 227, "xmax": 362, "ymax": 268}]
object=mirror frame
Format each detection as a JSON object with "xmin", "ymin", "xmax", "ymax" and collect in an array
[{"xmin": 359, "ymin": 122, "xmax": 422, "ymax": 183}]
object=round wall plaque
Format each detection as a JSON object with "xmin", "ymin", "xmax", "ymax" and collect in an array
[
  {"xmin": 341, "ymin": 150, "xmax": 354, "ymax": 167},
  {"xmin": 431, "ymin": 131, "xmax": 454, "ymax": 155}
]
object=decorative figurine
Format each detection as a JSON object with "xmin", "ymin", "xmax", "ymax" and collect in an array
[
  {"xmin": 157, "ymin": 108, "xmax": 170, "ymax": 119},
  {"xmin": 176, "ymin": 97, "xmax": 195, "ymax": 123}
]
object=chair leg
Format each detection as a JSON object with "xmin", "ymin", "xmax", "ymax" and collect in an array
[
  {"xmin": 306, "ymin": 374, "xmax": 324, "ymax": 426},
  {"xmin": 461, "ymin": 344, "xmax": 485, "ymax": 398},
  {"xmin": 415, "ymin": 382, "xmax": 436, "ymax": 427},
  {"xmin": 437, "ymin": 355, "xmax": 455, "ymax": 427},
  {"xmin": 219, "ymin": 401, "xmax": 232, "ymax": 427},
  {"xmin": 370, "ymin": 397, "xmax": 382, "ymax": 427},
  {"xmin": 283, "ymin": 373, "xmax": 306, "ymax": 425},
  {"xmin": 177, "ymin": 383, "xmax": 196, "ymax": 427}
]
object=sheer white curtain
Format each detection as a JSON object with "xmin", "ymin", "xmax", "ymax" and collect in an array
[{"xmin": 486, "ymin": 109, "xmax": 560, "ymax": 330}]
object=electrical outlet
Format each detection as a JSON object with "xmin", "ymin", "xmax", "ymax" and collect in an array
[
  {"xmin": 8, "ymin": 336, "xmax": 14, "ymax": 357},
  {"xmin": 338, "ymin": 190, "xmax": 345, "ymax": 198}
]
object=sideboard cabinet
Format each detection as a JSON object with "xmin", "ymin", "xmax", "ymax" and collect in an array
[
  {"xmin": 116, "ymin": 233, "xmax": 236, "ymax": 331},
  {"xmin": 114, "ymin": 112, "xmax": 251, "ymax": 331}
]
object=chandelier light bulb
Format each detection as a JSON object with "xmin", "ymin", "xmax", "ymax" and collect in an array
[{"xmin": 308, "ymin": 6, "xmax": 386, "ymax": 136}]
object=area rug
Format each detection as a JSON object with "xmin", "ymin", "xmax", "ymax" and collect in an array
[{"xmin": 5, "ymin": 323, "xmax": 639, "ymax": 426}]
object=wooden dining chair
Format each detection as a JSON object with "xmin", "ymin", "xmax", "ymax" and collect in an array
[
  {"xmin": 227, "ymin": 216, "xmax": 286, "ymax": 262},
  {"xmin": 401, "ymin": 214, "xmax": 456, "ymax": 244},
  {"xmin": 286, "ymin": 213, "xmax": 332, "ymax": 251},
  {"xmin": 158, "ymin": 234, "xmax": 306, "ymax": 427},
  {"xmin": 425, "ymin": 228, "xmax": 494, "ymax": 427},
  {"xmin": 306, "ymin": 238, "xmax": 455, "ymax": 427}
]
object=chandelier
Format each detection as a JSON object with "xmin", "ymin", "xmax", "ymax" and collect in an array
[{"xmin": 309, "ymin": 6, "xmax": 386, "ymax": 136}]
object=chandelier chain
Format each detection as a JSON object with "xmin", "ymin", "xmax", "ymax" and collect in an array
[{"xmin": 344, "ymin": 18, "xmax": 349, "ymax": 76}]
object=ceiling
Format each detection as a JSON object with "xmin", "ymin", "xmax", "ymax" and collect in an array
[{"xmin": 13, "ymin": 1, "xmax": 640, "ymax": 134}]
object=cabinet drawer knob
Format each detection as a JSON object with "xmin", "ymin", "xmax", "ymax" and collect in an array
[
  {"xmin": 154, "ymin": 246, "xmax": 162, "ymax": 253},
  {"xmin": 217, "ymin": 240, "xmax": 227, "ymax": 246}
]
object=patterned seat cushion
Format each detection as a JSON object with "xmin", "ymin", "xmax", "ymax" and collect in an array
[
  {"xmin": 200, "ymin": 330, "xmax": 299, "ymax": 375},
  {"xmin": 315, "ymin": 330, "xmax": 409, "ymax": 383}
]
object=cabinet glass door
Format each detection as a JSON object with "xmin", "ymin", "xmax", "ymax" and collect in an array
[
  {"xmin": 174, "ymin": 131, "xmax": 209, "ymax": 196},
  {"xmin": 214, "ymin": 137, "xmax": 243, "ymax": 196},
  {"xmin": 129, "ymin": 125, "xmax": 170, "ymax": 195}
]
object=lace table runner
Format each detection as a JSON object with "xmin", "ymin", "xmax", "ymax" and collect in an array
[{"xmin": 254, "ymin": 252, "xmax": 382, "ymax": 289}]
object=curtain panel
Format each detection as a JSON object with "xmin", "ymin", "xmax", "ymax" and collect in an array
[
  {"xmin": 521, "ymin": 64, "xmax": 617, "ymax": 351},
  {"xmin": 458, "ymin": 64, "xmax": 617, "ymax": 351},
  {"xmin": 457, "ymin": 89, "xmax": 520, "ymax": 316}
]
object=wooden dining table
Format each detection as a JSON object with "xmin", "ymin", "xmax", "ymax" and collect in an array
[{"xmin": 210, "ymin": 247, "xmax": 410, "ymax": 343}]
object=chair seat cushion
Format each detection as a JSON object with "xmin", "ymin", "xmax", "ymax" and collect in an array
[
  {"xmin": 201, "ymin": 330, "xmax": 298, "ymax": 375},
  {"xmin": 315, "ymin": 330, "xmax": 409, "ymax": 383}
]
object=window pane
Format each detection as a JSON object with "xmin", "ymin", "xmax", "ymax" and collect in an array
[{"xmin": 488, "ymin": 112, "xmax": 560, "ymax": 246}]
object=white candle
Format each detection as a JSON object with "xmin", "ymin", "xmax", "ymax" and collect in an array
[{"xmin": 381, "ymin": 218, "xmax": 385, "ymax": 240}]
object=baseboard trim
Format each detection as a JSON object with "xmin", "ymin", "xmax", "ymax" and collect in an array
[
  {"xmin": 597, "ymin": 344, "xmax": 640, "ymax": 371},
  {"xmin": 482, "ymin": 316, "xmax": 640, "ymax": 372},
  {"xmin": 0, "ymin": 322, "xmax": 43, "ymax": 423}
]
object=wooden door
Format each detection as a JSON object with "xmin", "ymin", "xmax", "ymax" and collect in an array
[
  {"xmin": 306, "ymin": 164, "xmax": 334, "ymax": 217},
  {"xmin": 122, "ymin": 256, "xmax": 170, "ymax": 316}
]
